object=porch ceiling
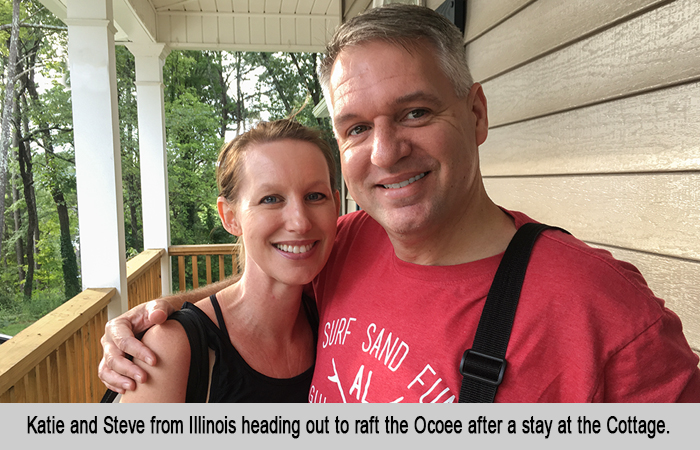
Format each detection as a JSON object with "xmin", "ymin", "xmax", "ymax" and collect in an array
[{"xmin": 39, "ymin": 0, "xmax": 377, "ymax": 52}]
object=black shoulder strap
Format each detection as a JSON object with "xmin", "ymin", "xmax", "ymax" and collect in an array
[
  {"xmin": 459, "ymin": 223, "xmax": 566, "ymax": 403},
  {"xmin": 101, "ymin": 386, "xmax": 120, "ymax": 402},
  {"xmin": 169, "ymin": 305, "xmax": 210, "ymax": 403},
  {"xmin": 301, "ymin": 292, "xmax": 320, "ymax": 345}
]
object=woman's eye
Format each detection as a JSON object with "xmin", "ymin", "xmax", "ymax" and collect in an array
[
  {"xmin": 260, "ymin": 195, "xmax": 279, "ymax": 204},
  {"xmin": 306, "ymin": 192, "xmax": 326, "ymax": 202},
  {"xmin": 406, "ymin": 109, "xmax": 428, "ymax": 120}
]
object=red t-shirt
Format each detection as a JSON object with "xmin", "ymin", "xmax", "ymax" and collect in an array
[{"xmin": 310, "ymin": 210, "xmax": 700, "ymax": 402}]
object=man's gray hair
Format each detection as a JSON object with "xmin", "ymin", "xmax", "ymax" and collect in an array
[{"xmin": 318, "ymin": 4, "xmax": 474, "ymax": 100}]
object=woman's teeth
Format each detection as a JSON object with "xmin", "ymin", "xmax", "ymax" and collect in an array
[{"xmin": 275, "ymin": 243, "xmax": 314, "ymax": 254}]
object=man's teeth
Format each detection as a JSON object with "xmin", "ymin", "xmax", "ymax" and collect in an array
[
  {"xmin": 275, "ymin": 243, "xmax": 314, "ymax": 254},
  {"xmin": 382, "ymin": 172, "xmax": 426, "ymax": 189}
]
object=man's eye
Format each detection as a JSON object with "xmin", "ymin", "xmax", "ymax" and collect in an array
[
  {"xmin": 306, "ymin": 192, "xmax": 326, "ymax": 202},
  {"xmin": 260, "ymin": 195, "xmax": 280, "ymax": 204},
  {"xmin": 348, "ymin": 125, "xmax": 369, "ymax": 136},
  {"xmin": 406, "ymin": 109, "xmax": 428, "ymax": 120}
]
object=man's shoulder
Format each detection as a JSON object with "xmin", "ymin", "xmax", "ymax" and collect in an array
[
  {"xmin": 337, "ymin": 209, "xmax": 377, "ymax": 230},
  {"xmin": 531, "ymin": 223, "xmax": 651, "ymax": 293},
  {"xmin": 507, "ymin": 209, "xmax": 651, "ymax": 292},
  {"xmin": 335, "ymin": 210, "xmax": 386, "ymax": 245},
  {"xmin": 516, "ymin": 216, "xmax": 668, "ymax": 335}
]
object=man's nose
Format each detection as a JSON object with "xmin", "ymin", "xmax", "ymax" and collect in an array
[
  {"xmin": 370, "ymin": 120, "xmax": 410, "ymax": 168},
  {"xmin": 285, "ymin": 201, "xmax": 312, "ymax": 234}
]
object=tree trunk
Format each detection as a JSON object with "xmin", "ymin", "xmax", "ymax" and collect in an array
[
  {"xmin": 24, "ymin": 50, "xmax": 81, "ymax": 300},
  {"xmin": 235, "ymin": 52, "xmax": 244, "ymax": 135},
  {"xmin": 54, "ymin": 185, "xmax": 81, "ymax": 299},
  {"xmin": 0, "ymin": 0, "xmax": 21, "ymax": 258},
  {"xmin": 289, "ymin": 53, "xmax": 325, "ymax": 127},
  {"xmin": 11, "ymin": 169, "xmax": 25, "ymax": 283},
  {"xmin": 215, "ymin": 53, "xmax": 230, "ymax": 139},
  {"xmin": 17, "ymin": 102, "xmax": 37, "ymax": 300},
  {"xmin": 259, "ymin": 53, "xmax": 293, "ymax": 113}
]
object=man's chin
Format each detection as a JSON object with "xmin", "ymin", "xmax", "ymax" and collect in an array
[{"xmin": 373, "ymin": 207, "xmax": 432, "ymax": 238}]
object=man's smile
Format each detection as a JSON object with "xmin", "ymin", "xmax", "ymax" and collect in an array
[{"xmin": 381, "ymin": 172, "xmax": 427, "ymax": 189}]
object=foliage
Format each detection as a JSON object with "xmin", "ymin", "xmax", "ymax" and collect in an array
[
  {"xmin": 165, "ymin": 91, "xmax": 223, "ymax": 245},
  {"xmin": 0, "ymin": 2, "xmax": 340, "ymax": 335},
  {"xmin": 0, "ymin": 287, "xmax": 64, "ymax": 335},
  {"xmin": 115, "ymin": 46, "xmax": 142, "ymax": 255},
  {"xmin": 250, "ymin": 52, "xmax": 339, "ymax": 186},
  {"xmin": 0, "ymin": 0, "xmax": 76, "ymax": 330}
]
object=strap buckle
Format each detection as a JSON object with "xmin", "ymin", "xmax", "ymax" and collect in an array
[{"xmin": 460, "ymin": 349, "xmax": 507, "ymax": 387}]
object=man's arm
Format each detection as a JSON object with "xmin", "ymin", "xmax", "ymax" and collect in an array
[{"xmin": 98, "ymin": 275, "xmax": 240, "ymax": 393}]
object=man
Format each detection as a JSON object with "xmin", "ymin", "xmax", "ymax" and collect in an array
[{"xmin": 99, "ymin": 4, "xmax": 700, "ymax": 402}]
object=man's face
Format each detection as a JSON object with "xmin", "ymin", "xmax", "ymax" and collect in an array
[{"xmin": 329, "ymin": 40, "xmax": 488, "ymax": 240}]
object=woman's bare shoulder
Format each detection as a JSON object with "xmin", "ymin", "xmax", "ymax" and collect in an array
[{"xmin": 120, "ymin": 320, "xmax": 191, "ymax": 402}]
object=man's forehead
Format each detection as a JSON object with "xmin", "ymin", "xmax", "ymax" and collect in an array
[
  {"xmin": 332, "ymin": 39, "xmax": 433, "ymax": 80},
  {"xmin": 328, "ymin": 40, "xmax": 438, "ymax": 115}
]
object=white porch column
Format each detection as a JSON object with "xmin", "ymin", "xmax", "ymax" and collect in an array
[
  {"xmin": 127, "ymin": 43, "xmax": 172, "ymax": 296},
  {"xmin": 66, "ymin": 0, "xmax": 128, "ymax": 318}
]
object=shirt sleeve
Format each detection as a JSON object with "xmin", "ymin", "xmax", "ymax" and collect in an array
[{"xmin": 599, "ymin": 310, "xmax": 700, "ymax": 402}]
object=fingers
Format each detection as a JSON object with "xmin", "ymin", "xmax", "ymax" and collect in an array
[
  {"xmin": 107, "ymin": 305, "xmax": 159, "ymax": 365},
  {"xmin": 98, "ymin": 299, "xmax": 175, "ymax": 392},
  {"xmin": 98, "ymin": 336, "xmax": 145, "ymax": 392},
  {"xmin": 98, "ymin": 357, "xmax": 134, "ymax": 394},
  {"xmin": 111, "ymin": 331, "xmax": 157, "ymax": 368},
  {"xmin": 98, "ymin": 307, "xmax": 158, "ymax": 391},
  {"xmin": 146, "ymin": 299, "xmax": 175, "ymax": 325}
]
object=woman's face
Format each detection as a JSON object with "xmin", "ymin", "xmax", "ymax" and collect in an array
[{"xmin": 218, "ymin": 139, "xmax": 339, "ymax": 287}]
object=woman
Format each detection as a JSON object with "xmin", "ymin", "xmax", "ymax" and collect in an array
[{"xmin": 121, "ymin": 119, "xmax": 339, "ymax": 402}]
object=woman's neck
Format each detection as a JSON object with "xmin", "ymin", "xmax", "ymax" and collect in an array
[
  {"xmin": 216, "ymin": 267, "xmax": 306, "ymax": 343},
  {"xmin": 213, "ymin": 267, "xmax": 314, "ymax": 378}
]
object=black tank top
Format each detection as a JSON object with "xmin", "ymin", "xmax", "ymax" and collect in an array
[{"xmin": 171, "ymin": 293, "xmax": 318, "ymax": 402}]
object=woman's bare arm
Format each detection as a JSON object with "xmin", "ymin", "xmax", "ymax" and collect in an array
[{"xmin": 99, "ymin": 275, "xmax": 239, "ymax": 393}]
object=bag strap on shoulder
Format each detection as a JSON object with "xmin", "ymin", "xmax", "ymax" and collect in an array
[
  {"xmin": 169, "ymin": 306, "xmax": 210, "ymax": 403},
  {"xmin": 459, "ymin": 222, "xmax": 567, "ymax": 403}
]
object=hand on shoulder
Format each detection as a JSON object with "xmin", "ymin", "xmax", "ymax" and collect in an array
[{"xmin": 119, "ymin": 320, "xmax": 191, "ymax": 403}]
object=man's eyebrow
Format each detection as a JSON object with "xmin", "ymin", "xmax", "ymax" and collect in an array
[
  {"xmin": 333, "ymin": 91, "xmax": 442, "ymax": 126},
  {"xmin": 393, "ymin": 90, "xmax": 442, "ymax": 106},
  {"xmin": 333, "ymin": 111, "xmax": 360, "ymax": 127}
]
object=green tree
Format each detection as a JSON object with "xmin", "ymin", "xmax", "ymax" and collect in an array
[
  {"xmin": 165, "ymin": 91, "xmax": 223, "ymax": 246},
  {"xmin": 0, "ymin": 5, "xmax": 342, "ymax": 331},
  {"xmin": 251, "ymin": 52, "xmax": 339, "ymax": 188},
  {"xmin": 115, "ymin": 46, "xmax": 142, "ymax": 256},
  {"xmin": 0, "ymin": 0, "xmax": 75, "ymax": 331},
  {"xmin": 18, "ymin": 1, "xmax": 77, "ymax": 300}
]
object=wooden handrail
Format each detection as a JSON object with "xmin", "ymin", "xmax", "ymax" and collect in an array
[
  {"xmin": 169, "ymin": 244, "xmax": 241, "ymax": 292},
  {"xmin": 0, "ymin": 248, "xmax": 168, "ymax": 402},
  {"xmin": 126, "ymin": 248, "xmax": 165, "ymax": 283},
  {"xmin": 126, "ymin": 248, "xmax": 166, "ymax": 310},
  {"xmin": 0, "ymin": 288, "xmax": 115, "ymax": 402},
  {"xmin": 0, "ymin": 245, "xmax": 235, "ymax": 402},
  {"xmin": 168, "ymin": 244, "xmax": 239, "ymax": 256}
]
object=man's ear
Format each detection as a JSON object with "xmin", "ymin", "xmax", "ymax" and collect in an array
[
  {"xmin": 333, "ymin": 190, "xmax": 341, "ymax": 216},
  {"xmin": 469, "ymin": 83, "xmax": 489, "ymax": 146},
  {"xmin": 217, "ymin": 196, "xmax": 242, "ymax": 236}
]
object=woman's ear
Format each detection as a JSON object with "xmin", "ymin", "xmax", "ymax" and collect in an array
[{"xmin": 217, "ymin": 196, "xmax": 242, "ymax": 236}]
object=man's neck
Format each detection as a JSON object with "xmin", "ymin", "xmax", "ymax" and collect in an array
[{"xmin": 387, "ymin": 199, "xmax": 516, "ymax": 266}]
